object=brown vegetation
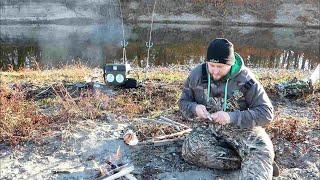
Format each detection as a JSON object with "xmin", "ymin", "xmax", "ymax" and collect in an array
[
  {"xmin": 0, "ymin": 65, "xmax": 319, "ymax": 147},
  {"xmin": 267, "ymin": 115, "xmax": 318, "ymax": 143},
  {"xmin": 0, "ymin": 87, "xmax": 54, "ymax": 146}
]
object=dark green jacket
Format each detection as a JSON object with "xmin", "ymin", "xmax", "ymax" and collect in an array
[{"xmin": 179, "ymin": 53, "xmax": 274, "ymax": 129}]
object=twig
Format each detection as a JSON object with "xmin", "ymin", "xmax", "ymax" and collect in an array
[
  {"xmin": 93, "ymin": 160, "xmax": 106, "ymax": 177},
  {"xmin": 139, "ymin": 117, "xmax": 182, "ymax": 131},
  {"xmin": 138, "ymin": 136, "xmax": 186, "ymax": 146},
  {"xmin": 34, "ymin": 85, "xmax": 52, "ymax": 98},
  {"xmin": 98, "ymin": 163, "xmax": 129, "ymax": 178},
  {"xmin": 52, "ymin": 170, "xmax": 71, "ymax": 174},
  {"xmin": 152, "ymin": 128, "xmax": 192, "ymax": 140},
  {"xmin": 216, "ymin": 157, "xmax": 241, "ymax": 161},
  {"xmin": 124, "ymin": 174, "xmax": 137, "ymax": 180},
  {"xmin": 51, "ymin": 164, "xmax": 84, "ymax": 174},
  {"xmin": 139, "ymin": 117, "xmax": 174, "ymax": 127},
  {"xmin": 159, "ymin": 116, "xmax": 190, "ymax": 129},
  {"xmin": 100, "ymin": 165, "xmax": 135, "ymax": 180}
]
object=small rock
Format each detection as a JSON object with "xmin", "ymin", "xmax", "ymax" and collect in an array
[{"xmin": 12, "ymin": 168, "xmax": 20, "ymax": 174}]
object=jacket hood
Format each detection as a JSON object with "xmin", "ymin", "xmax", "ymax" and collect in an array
[{"xmin": 222, "ymin": 52, "xmax": 244, "ymax": 81}]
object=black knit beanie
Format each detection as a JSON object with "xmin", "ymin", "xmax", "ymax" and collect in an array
[{"xmin": 206, "ymin": 38, "xmax": 235, "ymax": 65}]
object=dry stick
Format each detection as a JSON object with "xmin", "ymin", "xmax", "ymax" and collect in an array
[
  {"xmin": 101, "ymin": 165, "xmax": 135, "ymax": 180},
  {"xmin": 138, "ymin": 136, "xmax": 186, "ymax": 147},
  {"xmin": 93, "ymin": 160, "xmax": 107, "ymax": 177},
  {"xmin": 61, "ymin": 83, "xmax": 75, "ymax": 100},
  {"xmin": 159, "ymin": 116, "xmax": 190, "ymax": 129},
  {"xmin": 34, "ymin": 85, "xmax": 52, "ymax": 98},
  {"xmin": 98, "ymin": 163, "xmax": 129, "ymax": 179},
  {"xmin": 152, "ymin": 128, "xmax": 192, "ymax": 140},
  {"xmin": 140, "ymin": 117, "xmax": 181, "ymax": 130},
  {"xmin": 137, "ymin": 117, "xmax": 192, "ymax": 146},
  {"xmin": 216, "ymin": 157, "xmax": 241, "ymax": 161},
  {"xmin": 52, "ymin": 164, "xmax": 84, "ymax": 174},
  {"xmin": 139, "ymin": 117, "xmax": 173, "ymax": 126},
  {"xmin": 124, "ymin": 174, "xmax": 137, "ymax": 180},
  {"xmin": 53, "ymin": 83, "xmax": 77, "ymax": 109}
]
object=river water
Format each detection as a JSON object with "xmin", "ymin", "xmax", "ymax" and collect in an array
[{"xmin": 0, "ymin": 22, "xmax": 319, "ymax": 70}]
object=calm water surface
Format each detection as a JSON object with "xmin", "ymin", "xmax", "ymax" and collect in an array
[{"xmin": 0, "ymin": 23, "xmax": 319, "ymax": 70}]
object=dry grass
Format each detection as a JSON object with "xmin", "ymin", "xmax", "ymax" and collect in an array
[
  {"xmin": 0, "ymin": 83, "xmax": 109, "ymax": 146},
  {"xmin": 0, "ymin": 87, "xmax": 54, "ymax": 146},
  {"xmin": 130, "ymin": 67, "xmax": 189, "ymax": 83},
  {"xmin": 0, "ymin": 65, "xmax": 319, "ymax": 146},
  {"xmin": 266, "ymin": 115, "xmax": 318, "ymax": 143},
  {"xmin": 253, "ymin": 69, "xmax": 307, "ymax": 87},
  {"xmin": 104, "ymin": 67, "xmax": 187, "ymax": 119},
  {"xmin": 108, "ymin": 81, "xmax": 182, "ymax": 118},
  {"xmin": 0, "ymin": 63, "xmax": 93, "ymax": 87},
  {"xmin": 52, "ymin": 83, "xmax": 110, "ymax": 121}
]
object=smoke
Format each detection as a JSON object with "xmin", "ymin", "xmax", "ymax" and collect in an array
[{"xmin": 0, "ymin": 0, "xmax": 133, "ymax": 68}]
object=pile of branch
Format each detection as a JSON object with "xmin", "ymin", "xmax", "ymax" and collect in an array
[{"xmin": 131, "ymin": 116, "xmax": 192, "ymax": 146}]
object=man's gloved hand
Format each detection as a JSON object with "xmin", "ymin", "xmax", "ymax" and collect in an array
[
  {"xmin": 195, "ymin": 105, "xmax": 210, "ymax": 119},
  {"xmin": 211, "ymin": 111, "xmax": 231, "ymax": 125}
]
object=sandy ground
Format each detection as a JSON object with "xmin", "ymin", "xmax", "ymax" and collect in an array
[{"xmin": 0, "ymin": 117, "xmax": 221, "ymax": 180}]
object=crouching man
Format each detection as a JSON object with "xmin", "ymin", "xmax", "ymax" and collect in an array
[{"xmin": 179, "ymin": 38, "xmax": 278, "ymax": 179}]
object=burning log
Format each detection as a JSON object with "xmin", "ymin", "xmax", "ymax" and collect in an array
[{"xmin": 93, "ymin": 145, "xmax": 138, "ymax": 179}]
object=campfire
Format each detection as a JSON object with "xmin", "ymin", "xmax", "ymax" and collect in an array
[{"xmin": 94, "ymin": 146, "xmax": 136, "ymax": 180}]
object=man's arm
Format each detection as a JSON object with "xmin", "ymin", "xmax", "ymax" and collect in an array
[
  {"xmin": 179, "ymin": 76, "xmax": 198, "ymax": 119},
  {"xmin": 228, "ymin": 80, "xmax": 274, "ymax": 129}
]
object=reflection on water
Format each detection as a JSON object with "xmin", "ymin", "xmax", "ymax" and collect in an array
[{"xmin": 0, "ymin": 23, "xmax": 319, "ymax": 70}]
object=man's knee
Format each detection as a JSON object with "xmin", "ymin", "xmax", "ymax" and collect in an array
[
  {"xmin": 182, "ymin": 131, "xmax": 208, "ymax": 164},
  {"xmin": 182, "ymin": 131, "xmax": 241, "ymax": 170},
  {"xmin": 250, "ymin": 127, "xmax": 274, "ymax": 159},
  {"xmin": 181, "ymin": 134, "xmax": 198, "ymax": 164},
  {"xmin": 239, "ymin": 127, "xmax": 274, "ymax": 179},
  {"xmin": 240, "ymin": 152, "xmax": 274, "ymax": 180}
]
